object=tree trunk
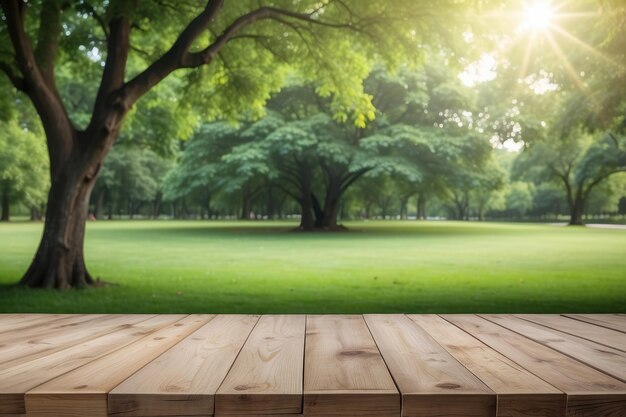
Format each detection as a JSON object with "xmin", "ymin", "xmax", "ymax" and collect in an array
[
  {"xmin": 20, "ymin": 158, "xmax": 102, "ymax": 288},
  {"xmin": 152, "ymin": 192, "xmax": 162, "ymax": 219},
  {"xmin": 30, "ymin": 206, "xmax": 43, "ymax": 221},
  {"xmin": 1, "ymin": 191, "xmax": 9, "ymax": 222},
  {"xmin": 456, "ymin": 203, "xmax": 466, "ymax": 220},
  {"xmin": 299, "ymin": 195, "xmax": 316, "ymax": 230},
  {"xmin": 569, "ymin": 195, "xmax": 585, "ymax": 226},
  {"xmin": 205, "ymin": 192, "xmax": 213, "ymax": 219},
  {"xmin": 241, "ymin": 194, "xmax": 252, "ymax": 220},
  {"xmin": 399, "ymin": 197, "xmax": 407, "ymax": 220},
  {"xmin": 321, "ymin": 184, "xmax": 341, "ymax": 229},
  {"xmin": 416, "ymin": 195, "xmax": 426, "ymax": 220},
  {"xmin": 94, "ymin": 188, "xmax": 106, "ymax": 219},
  {"xmin": 322, "ymin": 197, "xmax": 340, "ymax": 228},
  {"xmin": 311, "ymin": 193, "xmax": 324, "ymax": 228}
]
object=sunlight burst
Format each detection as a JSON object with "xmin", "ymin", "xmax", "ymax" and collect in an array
[{"xmin": 518, "ymin": 1, "xmax": 555, "ymax": 33}]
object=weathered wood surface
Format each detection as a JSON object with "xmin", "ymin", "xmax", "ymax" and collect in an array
[
  {"xmin": 0, "ymin": 314, "xmax": 623, "ymax": 417},
  {"xmin": 445, "ymin": 315, "xmax": 626, "ymax": 417},
  {"xmin": 109, "ymin": 314, "xmax": 258, "ymax": 417},
  {"xmin": 304, "ymin": 315, "xmax": 399, "ymax": 416},
  {"xmin": 215, "ymin": 315, "xmax": 306, "ymax": 415},
  {"xmin": 366, "ymin": 314, "xmax": 494, "ymax": 417},
  {"xmin": 408, "ymin": 314, "xmax": 565, "ymax": 417}
]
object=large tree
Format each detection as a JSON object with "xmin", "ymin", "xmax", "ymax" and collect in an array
[{"xmin": 0, "ymin": 0, "xmax": 454, "ymax": 288}]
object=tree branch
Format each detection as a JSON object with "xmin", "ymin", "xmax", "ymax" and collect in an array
[
  {"xmin": 88, "ymin": 15, "xmax": 132, "ymax": 135},
  {"xmin": 341, "ymin": 167, "xmax": 371, "ymax": 192},
  {"xmin": 123, "ymin": 1, "xmax": 364, "ymax": 105},
  {"xmin": 0, "ymin": 0, "xmax": 75, "ymax": 171},
  {"xmin": 122, "ymin": 0, "xmax": 224, "ymax": 105},
  {"xmin": 34, "ymin": 0, "xmax": 64, "ymax": 85},
  {"xmin": 0, "ymin": 61, "xmax": 26, "ymax": 91}
]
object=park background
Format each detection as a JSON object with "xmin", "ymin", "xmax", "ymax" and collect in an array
[{"xmin": 0, "ymin": 0, "xmax": 624, "ymax": 313}]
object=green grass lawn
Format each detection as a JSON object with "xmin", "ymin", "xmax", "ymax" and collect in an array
[{"xmin": 0, "ymin": 220, "xmax": 624, "ymax": 313}]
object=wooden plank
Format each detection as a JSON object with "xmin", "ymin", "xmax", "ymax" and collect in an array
[
  {"xmin": 365, "ymin": 314, "xmax": 495, "ymax": 417},
  {"xmin": 0, "ymin": 314, "xmax": 51, "ymax": 328},
  {"xmin": 516, "ymin": 314, "xmax": 626, "ymax": 352},
  {"xmin": 215, "ymin": 315, "xmax": 305, "ymax": 415},
  {"xmin": 219, "ymin": 415, "xmax": 302, "ymax": 417},
  {"xmin": 303, "ymin": 315, "xmax": 399, "ymax": 417},
  {"xmin": 0, "ymin": 314, "xmax": 67, "ymax": 335},
  {"xmin": 483, "ymin": 314, "xmax": 626, "ymax": 382},
  {"xmin": 0, "ymin": 314, "xmax": 153, "ymax": 366},
  {"xmin": 109, "ymin": 314, "xmax": 259, "ymax": 417},
  {"xmin": 408, "ymin": 314, "xmax": 565, "ymax": 417},
  {"xmin": 444, "ymin": 315, "xmax": 626, "ymax": 417},
  {"xmin": 563, "ymin": 314, "xmax": 626, "ymax": 333},
  {"xmin": 0, "ymin": 315, "xmax": 182, "ymax": 415},
  {"xmin": 25, "ymin": 315, "xmax": 212, "ymax": 417},
  {"xmin": 0, "ymin": 314, "xmax": 108, "ymax": 344}
]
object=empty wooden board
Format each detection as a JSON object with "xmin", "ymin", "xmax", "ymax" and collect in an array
[
  {"xmin": 444, "ymin": 315, "xmax": 626, "ymax": 417},
  {"xmin": 408, "ymin": 314, "xmax": 565, "ymax": 417},
  {"xmin": 515, "ymin": 314, "xmax": 626, "ymax": 352},
  {"xmin": 109, "ymin": 315, "xmax": 259, "ymax": 417},
  {"xmin": 562, "ymin": 314, "xmax": 626, "ymax": 333},
  {"xmin": 0, "ymin": 315, "xmax": 182, "ymax": 415},
  {"xmin": 25, "ymin": 315, "xmax": 212, "ymax": 417},
  {"xmin": 304, "ymin": 315, "xmax": 399, "ymax": 416},
  {"xmin": 0, "ymin": 314, "xmax": 153, "ymax": 366},
  {"xmin": 482, "ymin": 314, "xmax": 626, "ymax": 382},
  {"xmin": 365, "ymin": 314, "xmax": 495, "ymax": 417},
  {"xmin": 215, "ymin": 315, "xmax": 305, "ymax": 415},
  {"xmin": 0, "ymin": 314, "xmax": 67, "ymax": 335}
]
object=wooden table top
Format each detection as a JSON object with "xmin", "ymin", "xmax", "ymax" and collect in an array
[{"xmin": 0, "ymin": 313, "xmax": 624, "ymax": 417}]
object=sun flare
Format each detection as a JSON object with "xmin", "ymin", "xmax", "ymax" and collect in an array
[{"xmin": 518, "ymin": 1, "xmax": 555, "ymax": 33}]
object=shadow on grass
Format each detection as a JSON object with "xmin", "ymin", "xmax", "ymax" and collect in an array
[{"xmin": 87, "ymin": 220, "xmax": 538, "ymax": 242}]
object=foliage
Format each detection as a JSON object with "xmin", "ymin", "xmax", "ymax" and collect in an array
[
  {"xmin": 0, "ymin": 119, "xmax": 49, "ymax": 218},
  {"xmin": 94, "ymin": 145, "xmax": 172, "ymax": 217}
]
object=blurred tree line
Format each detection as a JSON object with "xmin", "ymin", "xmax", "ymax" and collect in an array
[
  {"xmin": 2, "ymin": 1, "xmax": 625, "ymax": 227},
  {"xmin": 6, "ymin": 51, "xmax": 624, "ymax": 226}
]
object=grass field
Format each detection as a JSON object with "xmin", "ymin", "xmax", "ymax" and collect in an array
[{"xmin": 0, "ymin": 220, "xmax": 624, "ymax": 313}]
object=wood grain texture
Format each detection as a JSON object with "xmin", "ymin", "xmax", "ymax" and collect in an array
[
  {"xmin": 0, "ymin": 314, "xmax": 60, "ymax": 328},
  {"xmin": 566, "ymin": 394, "xmax": 626, "ymax": 417},
  {"xmin": 0, "ymin": 315, "xmax": 182, "ymax": 415},
  {"xmin": 109, "ymin": 314, "xmax": 259, "ymax": 417},
  {"xmin": 365, "ymin": 314, "xmax": 495, "ymax": 417},
  {"xmin": 220, "ymin": 415, "xmax": 303, "ymax": 417},
  {"xmin": 563, "ymin": 314, "xmax": 626, "ymax": 333},
  {"xmin": 482, "ymin": 314, "xmax": 626, "ymax": 382},
  {"xmin": 515, "ymin": 314, "xmax": 626, "ymax": 352},
  {"xmin": 444, "ymin": 315, "xmax": 626, "ymax": 417},
  {"xmin": 304, "ymin": 315, "xmax": 399, "ymax": 416},
  {"xmin": 215, "ymin": 315, "xmax": 305, "ymax": 415},
  {"xmin": 0, "ymin": 314, "xmax": 152, "ymax": 366},
  {"xmin": 409, "ymin": 314, "xmax": 566, "ymax": 417},
  {"xmin": 0, "ymin": 314, "xmax": 66, "ymax": 335},
  {"xmin": 0, "ymin": 314, "xmax": 624, "ymax": 417},
  {"xmin": 0, "ymin": 314, "xmax": 107, "ymax": 344},
  {"xmin": 25, "ymin": 315, "xmax": 211, "ymax": 417}
]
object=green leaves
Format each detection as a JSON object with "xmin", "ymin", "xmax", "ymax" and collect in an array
[{"xmin": 0, "ymin": 119, "xmax": 49, "ymax": 208}]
